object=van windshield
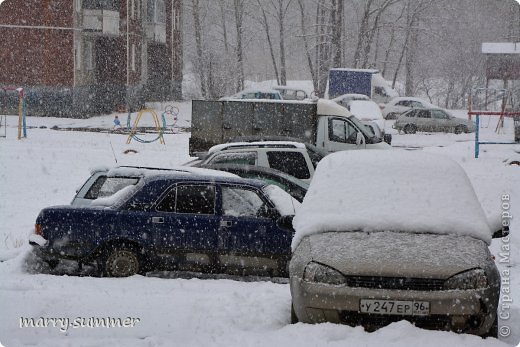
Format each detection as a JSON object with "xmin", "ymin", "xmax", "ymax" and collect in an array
[{"xmin": 348, "ymin": 116, "xmax": 380, "ymax": 141}]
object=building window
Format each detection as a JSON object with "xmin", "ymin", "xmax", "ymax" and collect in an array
[
  {"xmin": 75, "ymin": 41, "xmax": 82, "ymax": 70},
  {"xmin": 156, "ymin": 0, "xmax": 165, "ymax": 23},
  {"xmin": 75, "ymin": 0, "xmax": 82, "ymax": 12},
  {"xmin": 85, "ymin": 41, "xmax": 93, "ymax": 71},
  {"xmin": 131, "ymin": 44, "xmax": 136, "ymax": 71}
]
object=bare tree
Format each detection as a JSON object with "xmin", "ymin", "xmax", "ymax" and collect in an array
[
  {"xmin": 191, "ymin": 0, "xmax": 208, "ymax": 98},
  {"xmin": 233, "ymin": 0, "xmax": 245, "ymax": 91},
  {"xmin": 296, "ymin": 0, "xmax": 317, "ymax": 92}
]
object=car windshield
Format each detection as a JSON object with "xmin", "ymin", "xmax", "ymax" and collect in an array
[{"xmin": 348, "ymin": 115, "xmax": 379, "ymax": 140}]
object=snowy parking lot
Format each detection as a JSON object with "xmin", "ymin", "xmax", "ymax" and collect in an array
[{"xmin": 0, "ymin": 104, "xmax": 519, "ymax": 346}]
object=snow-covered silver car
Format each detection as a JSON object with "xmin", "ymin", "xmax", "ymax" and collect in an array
[
  {"xmin": 289, "ymin": 150, "xmax": 502, "ymax": 337},
  {"xmin": 394, "ymin": 108, "xmax": 476, "ymax": 134}
]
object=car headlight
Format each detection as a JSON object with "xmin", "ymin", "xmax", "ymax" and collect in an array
[
  {"xmin": 303, "ymin": 262, "xmax": 346, "ymax": 285},
  {"xmin": 444, "ymin": 269, "xmax": 488, "ymax": 290}
]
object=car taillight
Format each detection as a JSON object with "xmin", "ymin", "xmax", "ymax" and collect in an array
[{"xmin": 34, "ymin": 224, "xmax": 43, "ymax": 236}]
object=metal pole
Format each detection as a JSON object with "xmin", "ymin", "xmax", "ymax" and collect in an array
[{"xmin": 475, "ymin": 114, "xmax": 480, "ymax": 158}]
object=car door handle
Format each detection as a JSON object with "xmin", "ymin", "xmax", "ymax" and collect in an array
[
  {"xmin": 220, "ymin": 220, "xmax": 232, "ymax": 227},
  {"xmin": 151, "ymin": 217, "xmax": 164, "ymax": 224}
]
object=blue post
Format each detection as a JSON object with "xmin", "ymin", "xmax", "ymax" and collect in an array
[
  {"xmin": 22, "ymin": 96, "xmax": 27, "ymax": 138},
  {"xmin": 474, "ymin": 114, "xmax": 479, "ymax": 158}
]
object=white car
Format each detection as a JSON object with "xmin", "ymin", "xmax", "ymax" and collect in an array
[
  {"xmin": 346, "ymin": 100, "xmax": 385, "ymax": 131},
  {"xmin": 382, "ymin": 97, "xmax": 436, "ymax": 120},
  {"xmin": 219, "ymin": 88, "xmax": 283, "ymax": 101},
  {"xmin": 332, "ymin": 93, "xmax": 370, "ymax": 108},
  {"xmin": 198, "ymin": 141, "xmax": 325, "ymax": 184}
]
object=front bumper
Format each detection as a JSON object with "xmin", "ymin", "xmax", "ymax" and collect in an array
[{"xmin": 290, "ymin": 277, "xmax": 497, "ymax": 335}]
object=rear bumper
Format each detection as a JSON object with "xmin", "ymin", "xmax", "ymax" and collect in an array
[{"xmin": 290, "ymin": 277, "xmax": 498, "ymax": 335}]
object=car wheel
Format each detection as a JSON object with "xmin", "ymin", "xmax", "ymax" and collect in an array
[
  {"xmin": 482, "ymin": 314, "xmax": 498, "ymax": 338},
  {"xmin": 386, "ymin": 112, "xmax": 398, "ymax": 120},
  {"xmin": 46, "ymin": 259, "xmax": 59, "ymax": 269},
  {"xmin": 102, "ymin": 244, "xmax": 141, "ymax": 277},
  {"xmin": 403, "ymin": 124, "xmax": 417, "ymax": 134},
  {"xmin": 291, "ymin": 303, "xmax": 299, "ymax": 324},
  {"xmin": 454, "ymin": 125, "xmax": 467, "ymax": 134}
]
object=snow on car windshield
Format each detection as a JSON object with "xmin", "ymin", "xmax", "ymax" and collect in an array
[
  {"xmin": 292, "ymin": 150, "xmax": 492, "ymax": 250},
  {"xmin": 263, "ymin": 185, "xmax": 301, "ymax": 216}
]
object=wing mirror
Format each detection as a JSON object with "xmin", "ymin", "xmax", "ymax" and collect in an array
[
  {"xmin": 276, "ymin": 215, "xmax": 294, "ymax": 231},
  {"xmin": 356, "ymin": 132, "xmax": 366, "ymax": 146},
  {"xmin": 492, "ymin": 226, "xmax": 509, "ymax": 239},
  {"xmin": 384, "ymin": 133, "xmax": 392, "ymax": 145}
]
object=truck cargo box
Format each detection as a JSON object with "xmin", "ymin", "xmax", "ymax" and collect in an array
[{"xmin": 190, "ymin": 100, "xmax": 318, "ymax": 156}]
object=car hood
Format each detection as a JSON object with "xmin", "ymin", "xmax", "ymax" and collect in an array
[{"xmin": 306, "ymin": 231, "xmax": 490, "ymax": 279}]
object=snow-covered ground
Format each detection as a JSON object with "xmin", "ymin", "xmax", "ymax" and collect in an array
[{"xmin": 0, "ymin": 103, "xmax": 519, "ymax": 347}]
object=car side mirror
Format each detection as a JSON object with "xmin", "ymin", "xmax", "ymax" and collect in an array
[
  {"xmin": 384, "ymin": 134, "xmax": 392, "ymax": 145},
  {"xmin": 356, "ymin": 132, "xmax": 365, "ymax": 146},
  {"xmin": 276, "ymin": 215, "xmax": 294, "ymax": 231},
  {"xmin": 492, "ymin": 226, "xmax": 509, "ymax": 239}
]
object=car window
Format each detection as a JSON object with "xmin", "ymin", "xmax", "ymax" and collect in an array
[
  {"xmin": 411, "ymin": 101, "xmax": 424, "ymax": 108},
  {"xmin": 221, "ymin": 186, "xmax": 265, "ymax": 217},
  {"xmin": 405, "ymin": 110, "xmax": 417, "ymax": 118},
  {"xmin": 156, "ymin": 184, "xmax": 215, "ymax": 214},
  {"xmin": 208, "ymin": 151, "xmax": 257, "ymax": 165},
  {"xmin": 330, "ymin": 118, "xmax": 358, "ymax": 143},
  {"xmin": 364, "ymin": 124, "xmax": 376, "ymax": 136},
  {"xmin": 304, "ymin": 144, "xmax": 325, "ymax": 169},
  {"xmin": 432, "ymin": 110, "xmax": 449, "ymax": 119},
  {"xmin": 266, "ymin": 151, "xmax": 310, "ymax": 180},
  {"xmin": 85, "ymin": 176, "xmax": 139, "ymax": 199},
  {"xmin": 396, "ymin": 100, "xmax": 410, "ymax": 107},
  {"xmin": 416, "ymin": 110, "xmax": 431, "ymax": 118}
]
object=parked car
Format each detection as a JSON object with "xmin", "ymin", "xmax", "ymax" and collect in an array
[
  {"xmin": 199, "ymin": 164, "xmax": 309, "ymax": 203},
  {"xmin": 289, "ymin": 150, "xmax": 502, "ymax": 337},
  {"xmin": 273, "ymin": 86, "xmax": 309, "ymax": 100},
  {"xmin": 332, "ymin": 96, "xmax": 391, "ymax": 145},
  {"xmin": 196, "ymin": 141, "xmax": 325, "ymax": 183},
  {"xmin": 30, "ymin": 173, "xmax": 298, "ymax": 277},
  {"xmin": 332, "ymin": 93, "xmax": 370, "ymax": 107},
  {"xmin": 394, "ymin": 108, "xmax": 476, "ymax": 134},
  {"xmin": 362, "ymin": 121, "xmax": 392, "ymax": 145},
  {"xmin": 219, "ymin": 88, "xmax": 283, "ymax": 101},
  {"xmin": 71, "ymin": 166, "xmax": 237, "ymax": 207},
  {"xmin": 382, "ymin": 97, "xmax": 436, "ymax": 119}
]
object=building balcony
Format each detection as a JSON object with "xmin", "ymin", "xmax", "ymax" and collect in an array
[{"xmin": 83, "ymin": 10, "xmax": 120, "ymax": 36}]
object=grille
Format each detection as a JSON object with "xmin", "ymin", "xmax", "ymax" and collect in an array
[
  {"xmin": 344, "ymin": 276, "xmax": 445, "ymax": 291},
  {"xmin": 341, "ymin": 312, "xmax": 452, "ymax": 331}
]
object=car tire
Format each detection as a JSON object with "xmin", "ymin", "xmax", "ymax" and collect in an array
[
  {"xmin": 386, "ymin": 112, "xmax": 398, "ymax": 120},
  {"xmin": 403, "ymin": 124, "xmax": 417, "ymax": 134},
  {"xmin": 482, "ymin": 314, "xmax": 498, "ymax": 338},
  {"xmin": 291, "ymin": 303, "xmax": 299, "ymax": 324},
  {"xmin": 101, "ymin": 243, "xmax": 141, "ymax": 277},
  {"xmin": 46, "ymin": 259, "xmax": 59, "ymax": 269},
  {"xmin": 454, "ymin": 125, "xmax": 467, "ymax": 134}
]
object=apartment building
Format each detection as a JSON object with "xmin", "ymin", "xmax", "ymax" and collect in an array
[{"xmin": 0, "ymin": 0, "xmax": 182, "ymax": 117}]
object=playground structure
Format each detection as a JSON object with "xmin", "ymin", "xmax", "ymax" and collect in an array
[
  {"xmin": 469, "ymin": 88, "xmax": 520, "ymax": 158},
  {"xmin": 0, "ymin": 87, "xmax": 27, "ymax": 139},
  {"xmin": 125, "ymin": 105, "xmax": 179, "ymax": 145}
]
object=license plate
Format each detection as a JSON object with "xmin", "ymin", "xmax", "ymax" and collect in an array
[{"xmin": 359, "ymin": 299, "xmax": 430, "ymax": 316}]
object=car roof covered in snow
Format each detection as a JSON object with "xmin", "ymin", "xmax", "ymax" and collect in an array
[
  {"xmin": 208, "ymin": 141, "xmax": 307, "ymax": 154},
  {"xmin": 348, "ymin": 100, "xmax": 384, "ymax": 121},
  {"xmin": 292, "ymin": 150, "xmax": 493, "ymax": 250}
]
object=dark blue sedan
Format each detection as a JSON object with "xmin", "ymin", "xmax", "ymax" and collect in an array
[{"xmin": 30, "ymin": 172, "xmax": 297, "ymax": 277}]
